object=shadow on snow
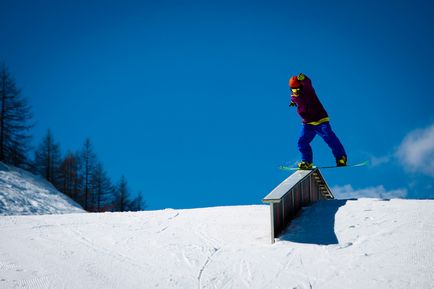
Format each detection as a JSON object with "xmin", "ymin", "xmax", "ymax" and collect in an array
[{"xmin": 279, "ymin": 199, "xmax": 351, "ymax": 245}]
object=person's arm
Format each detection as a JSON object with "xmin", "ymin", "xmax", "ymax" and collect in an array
[{"xmin": 289, "ymin": 94, "xmax": 297, "ymax": 107}]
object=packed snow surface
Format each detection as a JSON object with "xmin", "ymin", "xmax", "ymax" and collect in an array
[
  {"xmin": 0, "ymin": 199, "xmax": 433, "ymax": 289},
  {"xmin": 0, "ymin": 162, "xmax": 84, "ymax": 215}
]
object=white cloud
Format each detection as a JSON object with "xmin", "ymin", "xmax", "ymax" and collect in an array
[
  {"xmin": 332, "ymin": 184, "xmax": 407, "ymax": 199},
  {"xmin": 396, "ymin": 123, "xmax": 434, "ymax": 177},
  {"xmin": 369, "ymin": 154, "xmax": 392, "ymax": 167}
]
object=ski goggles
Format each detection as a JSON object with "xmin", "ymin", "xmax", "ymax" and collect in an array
[{"xmin": 291, "ymin": 87, "xmax": 301, "ymax": 93}]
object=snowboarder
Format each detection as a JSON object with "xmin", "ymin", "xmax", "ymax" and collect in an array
[{"xmin": 289, "ymin": 73, "xmax": 347, "ymax": 169}]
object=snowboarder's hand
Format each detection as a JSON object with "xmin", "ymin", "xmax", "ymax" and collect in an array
[{"xmin": 289, "ymin": 101, "xmax": 297, "ymax": 107}]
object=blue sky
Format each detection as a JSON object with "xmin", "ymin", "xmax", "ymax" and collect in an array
[{"xmin": 1, "ymin": 0, "xmax": 433, "ymax": 209}]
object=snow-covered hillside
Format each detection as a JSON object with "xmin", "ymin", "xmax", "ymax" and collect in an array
[
  {"xmin": 0, "ymin": 199, "xmax": 433, "ymax": 289},
  {"xmin": 0, "ymin": 162, "xmax": 84, "ymax": 215}
]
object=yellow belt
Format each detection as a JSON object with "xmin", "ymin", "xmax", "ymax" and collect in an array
[{"xmin": 307, "ymin": 117, "xmax": 329, "ymax": 125}]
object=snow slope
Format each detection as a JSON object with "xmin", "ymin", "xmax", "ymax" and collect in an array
[
  {"xmin": 0, "ymin": 162, "xmax": 84, "ymax": 215},
  {"xmin": 0, "ymin": 199, "xmax": 433, "ymax": 289}
]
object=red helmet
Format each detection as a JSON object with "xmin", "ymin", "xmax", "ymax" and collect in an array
[
  {"xmin": 288, "ymin": 73, "xmax": 305, "ymax": 88},
  {"xmin": 289, "ymin": 76, "xmax": 301, "ymax": 88}
]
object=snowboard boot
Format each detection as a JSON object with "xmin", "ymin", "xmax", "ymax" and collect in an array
[
  {"xmin": 298, "ymin": 161, "xmax": 313, "ymax": 170},
  {"xmin": 336, "ymin": 155, "xmax": 347, "ymax": 167}
]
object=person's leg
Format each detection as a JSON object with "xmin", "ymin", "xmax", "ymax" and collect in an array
[
  {"xmin": 297, "ymin": 124, "xmax": 317, "ymax": 163},
  {"xmin": 316, "ymin": 122, "xmax": 347, "ymax": 161}
]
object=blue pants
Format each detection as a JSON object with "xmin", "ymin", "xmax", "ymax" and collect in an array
[{"xmin": 298, "ymin": 122, "xmax": 346, "ymax": 163}]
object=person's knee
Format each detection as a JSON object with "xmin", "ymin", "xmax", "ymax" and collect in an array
[{"xmin": 298, "ymin": 137, "xmax": 309, "ymax": 147}]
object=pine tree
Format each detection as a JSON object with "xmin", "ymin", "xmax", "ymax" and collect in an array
[
  {"xmin": 90, "ymin": 162, "xmax": 114, "ymax": 212},
  {"xmin": 80, "ymin": 138, "xmax": 96, "ymax": 211},
  {"xmin": 114, "ymin": 176, "xmax": 130, "ymax": 212},
  {"xmin": 58, "ymin": 151, "xmax": 82, "ymax": 201},
  {"xmin": 0, "ymin": 64, "xmax": 33, "ymax": 167},
  {"xmin": 128, "ymin": 191, "xmax": 147, "ymax": 211},
  {"xmin": 34, "ymin": 129, "xmax": 62, "ymax": 187}
]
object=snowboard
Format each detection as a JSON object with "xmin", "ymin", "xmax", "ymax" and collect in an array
[{"xmin": 279, "ymin": 160, "xmax": 369, "ymax": 171}]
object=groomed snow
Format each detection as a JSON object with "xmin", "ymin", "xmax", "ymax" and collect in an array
[
  {"xmin": 0, "ymin": 199, "xmax": 433, "ymax": 289},
  {"xmin": 0, "ymin": 162, "xmax": 84, "ymax": 216}
]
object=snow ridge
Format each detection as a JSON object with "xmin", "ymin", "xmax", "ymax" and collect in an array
[{"xmin": 0, "ymin": 162, "xmax": 84, "ymax": 216}]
